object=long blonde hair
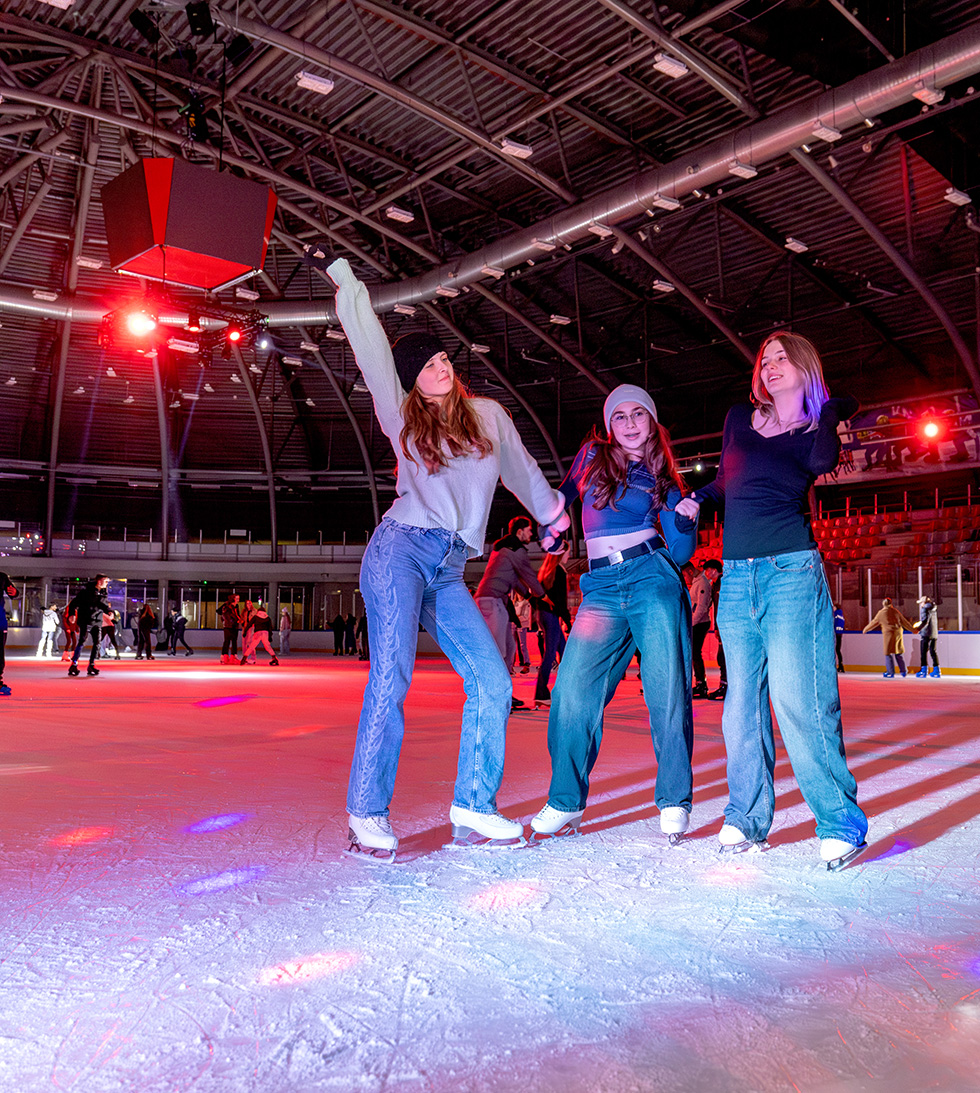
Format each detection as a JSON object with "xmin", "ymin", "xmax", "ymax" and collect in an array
[
  {"xmin": 752, "ymin": 330, "xmax": 829, "ymax": 432},
  {"xmin": 399, "ymin": 376, "xmax": 493, "ymax": 473},
  {"xmin": 583, "ymin": 421, "xmax": 686, "ymax": 510}
]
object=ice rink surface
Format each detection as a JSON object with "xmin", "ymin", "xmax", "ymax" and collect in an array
[{"xmin": 1, "ymin": 653, "xmax": 978, "ymax": 1093}]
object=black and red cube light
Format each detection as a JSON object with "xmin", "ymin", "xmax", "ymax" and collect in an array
[{"xmin": 100, "ymin": 158, "xmax": 277, "ymax": 292}]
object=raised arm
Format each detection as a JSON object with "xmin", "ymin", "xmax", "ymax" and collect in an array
[{"xmin": 327, "ymin": 257, "xmax": 405, "ymax": 442}]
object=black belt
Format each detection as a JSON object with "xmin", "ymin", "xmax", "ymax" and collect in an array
[{"xmin": 588, "ymin": 537, "xmax": 662, "ymax": 571}]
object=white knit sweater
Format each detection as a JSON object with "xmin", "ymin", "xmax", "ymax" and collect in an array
[{"xmin": 330, "ymin": 258, "xmax": 564, "ymax": 557}]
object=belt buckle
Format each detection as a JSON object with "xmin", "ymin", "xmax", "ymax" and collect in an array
[{"xmin": 608, "ymin": 549, "xmax": 624, "ymax": 566}]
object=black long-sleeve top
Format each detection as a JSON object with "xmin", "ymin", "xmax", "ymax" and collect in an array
[{"xmin": 693, "ymin": 401, "xmax": 852, "ymax": 560}]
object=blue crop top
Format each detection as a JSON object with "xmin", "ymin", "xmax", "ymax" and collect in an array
[{"xmin": 557, "ymin": 442, "xmax": 698, "ymax": 566}]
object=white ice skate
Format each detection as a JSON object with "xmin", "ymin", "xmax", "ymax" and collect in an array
[
  {"xmin": 659, "ymin": 806, "xmax": 690, "ymax": 846},
  {"xmin": 820, "ymin": 837, "xmax": 867, "ymax": 872},
  {"xmin": 447, "ymin": 805, "xmax": 525, "ymax": 849},
  {"xmin": 718, "ymin": 823, "xmax": 769, "ymax": 855},
  {"xmin": 345, "ymin": 814, "xmax": 398, "ymax": 864},
  {"xmin": 529, "ymin": 804, "xmax": 584, "ymax": 841}
]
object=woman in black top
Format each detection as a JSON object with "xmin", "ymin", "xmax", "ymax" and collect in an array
[{"xmin": 677, "ymin": 332, "xmax": 868, "ymax": 870}]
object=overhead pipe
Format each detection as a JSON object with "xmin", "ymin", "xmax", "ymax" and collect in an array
[
  {"xmin": 3, "ymin": 24, "xmax": 980, "ymax": 332},
  {"xmin": 253, "ymin": 21, "xmax": 980, "ymax": 324}
]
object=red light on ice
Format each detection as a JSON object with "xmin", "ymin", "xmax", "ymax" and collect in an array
[
  {"xmin": 258, "ymin": 951, "xmax": 359, "ymax": 986},
  {"xmin": 49, "ymin": 825, "xmax": 114, "ymax": 847}
]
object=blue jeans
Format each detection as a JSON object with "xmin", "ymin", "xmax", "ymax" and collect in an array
[
  {"xmin": 347, "ymin": 519, "xmax": 512, "ymax": 818},
  {"xmin": 717, "ymin": 550, "xmax": 868, "ymax": 845},
  {"xmin": 546, "ymin": 548, "xmax": 693, "ymax": 812},
  {"xmin": 534, "ymin": 611, "xmax": 566, "ymax": 702}
]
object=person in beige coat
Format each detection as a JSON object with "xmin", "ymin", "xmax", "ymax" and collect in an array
[{"xmin": 863, "ymin": 598, "xmax": 916, "ymax": 677}]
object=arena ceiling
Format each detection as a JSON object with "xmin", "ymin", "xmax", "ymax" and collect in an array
[{"xmin": 1, "ymin": 0, "xmax": 980, "ymax": 545}]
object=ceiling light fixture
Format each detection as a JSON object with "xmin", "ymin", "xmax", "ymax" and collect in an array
[
  {"xmin": 435, "ymin": 285, "xmax": 459, "ymax": 298},
  {"xmin": 912, "ymin": 81, "xmax": 944, "ymax": 105},
  {"xmin": 652, "ymin": 279, "xmax": 675, "ymax": 293},
  {"xmin": 650, "ymin": 193, "xmax": 681, "ymax": 211},
  {"xmin": 39, "ymin": 0, "xmax": 75, "ymax": 8},
  {"xmin": 75, "ymin": 256, "xmax": 103, "ymax": 270},
  {"xmin": 588, "ymin": 224, "xmax": 614, "ymax": 238},
  {"xmin": 500, "ymin": 138, "xmax": 533, "ymax": 159},
  {"xmin": 784, "ymin": 236, "xmax": 809, "ymax": 253},
  {"xmin": 393, "ymin": 304, "xmax": 416, "ymax": 315},
  {"xmin": 385, "ymin": 205, "xmax": 415, "ymax": 223},
  {"xmin": 325, "ymin": 329, "xmax": 346, "ymax": 340},
  {"xmin": 652, "ymin": 52, "xmax": 688, "ymax": 79},
  {"xmin": 32, "ymin": 289, "xmax": 59, "ymax": 302},
  {"xmin": 481, "ymin": 264, "xmax": 505, "ymax": 279},
  {"xmin": 235, "ymin": 286, "xmax": 259, "ymax": 302},
  {"xmin": 470, "ymin": 343, "xmax": 490, "ymax": 354},
  {"xmin": 299, "ymin": 341, "xmax": 319, "ymax": 351},
  {"xmin": 944, "ymin": 186, "xmax": 971, "ymax": 206},
  {"xmin": 295, "ymin": 71, "xmax": 335, "ymax": 95},
  {"xmin": 167, "ymin": 338, "xmax": 199, "ymax": 354},
  {"xmin": 531, "ymin": 238, "xmax": 556, "ymax": 251},
  {"xmin": 549, "ymin": 314, "xmax": 571, "ymax": 325},
  {"xmin": 282, "ymin": 356, "xmax": 303, "ymax": 367},
  {"xmin": 728, "ymin": 160, "xmax": 758, "ymax": 179},
  {"xmin": 811, "ymin": 122, "xmax": 842, "ymax": 142}
]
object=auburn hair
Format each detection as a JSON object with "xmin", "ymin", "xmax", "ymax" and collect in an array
[
  {"xmin": 536, "ymin": 544, "xmax": 568, "ymax": 592},
  {"xmin": 400, "ymin": 376, "xmax": 493, "ymax": 473},
  {"xmin": 583, "ymin": 420, "xmax": 686, "ymax": 510}
]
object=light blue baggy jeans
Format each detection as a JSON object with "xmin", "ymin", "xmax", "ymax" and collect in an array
[
  {"xmin": 545, "ymin": 547, "xmax": 694, "ymax": 812},
  {"xmin": 347, "ymin": 518, "xmax": 512, "ymax": 818},
  {"xmin": 717, "ymin": 550, "xmax": 868, "ymax": 845}
]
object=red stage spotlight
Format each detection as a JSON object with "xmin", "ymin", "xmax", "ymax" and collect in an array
[
  {"xmin": 186, "ymin": 311, "xmax": 202, "ymax": 333},
  {"xmin": 227, "ymin": 325, "xmax": 243, "ymax": 343},
  {"xmin": 125, "ymin": 307, "xmax": 158, "ymax": 337},
  {"xmin": 917, "ymin": 415, "xmax": 946, "ymax": 443}
]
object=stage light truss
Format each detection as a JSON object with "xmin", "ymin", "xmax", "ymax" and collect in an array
[{"xmin": 99, "ymin": 295, "xmax": 267, "ymax": 359}]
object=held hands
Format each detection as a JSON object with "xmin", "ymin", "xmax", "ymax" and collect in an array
[
  {"xmin": 538, "ymin": 510, "xmax": 571, "ymax": 554},
  {"xmin": 674, "ymin": 495, "xmax": 701, "ymax": 521}
]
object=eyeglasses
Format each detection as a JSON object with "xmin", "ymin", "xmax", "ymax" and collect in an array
[{"xmin": 610, "ymin": 409, "xmax": 650, "ymax": 425}]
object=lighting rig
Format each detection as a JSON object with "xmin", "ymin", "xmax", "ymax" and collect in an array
[{"xmin": 98, "ymin": 296, "xmax": 267, "ymax": 363}]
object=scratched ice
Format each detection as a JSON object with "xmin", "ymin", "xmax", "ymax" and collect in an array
[{"xmin": 0, "ymin": 655, "xmax": 978, "ymax": 1093}]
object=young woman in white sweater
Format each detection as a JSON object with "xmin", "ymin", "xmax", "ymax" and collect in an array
[{"xmin": 327, "ymin": 257, "xmax": 568, "ymax": 859}]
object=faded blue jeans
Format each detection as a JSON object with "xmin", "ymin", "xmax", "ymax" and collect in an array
[
  {"xmin": 347, "ymin": 518, "xmax": 512, "ymax": 818},
  {"xmin": 546, "ymin": 548, "xmax": 693, "ymax": 812},
  {"xmin": 717, "ymin": 550, "xmax": 868, "ymax": 845}
]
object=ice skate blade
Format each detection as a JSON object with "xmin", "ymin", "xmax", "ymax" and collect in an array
[
  {"xmin": 343, "ymin": 842, "xmax": 398, "ymax": 866},
  {"xmin": 445, "ymin": 828, "xmax": 527, "ymax": 850},
  {"xmin": 825, "ymin": 842, "xmax": 867, "ymax": 872},
  {"xmin": 529, "ymin": 825, "xmax": 582, "ymax": 843},
  {"xmin": 667, "ymin": 832, "xmax": 686, "ymax": 847},
  {"xmin": 719, "ymin": 839, "xmax": 770, "ymax": 855}
]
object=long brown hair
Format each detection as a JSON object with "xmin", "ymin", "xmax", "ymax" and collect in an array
[
  {"xmin": 583, "ymin": 421, "xmax": 686, "ymax": 510},
  {"xmin": 399, "ymin": 376, "xmax": 493, "ymax": 473},
  {"xmin": 752, "ymin": 330, "xmax": 829, "ymax": 432}
]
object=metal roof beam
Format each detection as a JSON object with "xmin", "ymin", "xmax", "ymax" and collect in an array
[{"xmin": 789, "ymin": 148, "xmax": 980, "ymax": 402}]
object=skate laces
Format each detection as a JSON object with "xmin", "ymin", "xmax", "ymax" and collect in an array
[{"xmin": 361, "ymin": 815, "xmax": 394, "ymax": 836}]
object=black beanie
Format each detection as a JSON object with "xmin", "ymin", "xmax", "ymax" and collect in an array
[{"xmin": 391, "ymin": 332, "xmax": 446, "ymax": 392}]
